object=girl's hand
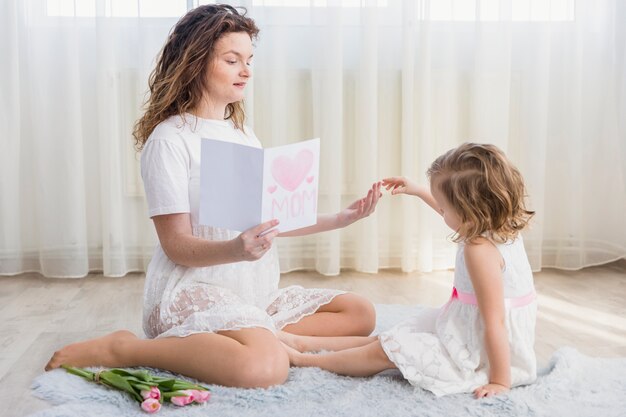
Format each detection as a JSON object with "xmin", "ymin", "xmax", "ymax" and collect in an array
[
  {"xmin": 337, "ymin": 182, "xmax": 382, "ymax": 227},
  {"xmin": 473, "ymin": 383, "xmax": 510, "ymax": 398},
  {"xmin": 232, "ymin": 219, "xmax": 280, "ymax": 261},
  {"xmin": 381, "ymin": 176, "xmax": 421, "ymax": 196}
]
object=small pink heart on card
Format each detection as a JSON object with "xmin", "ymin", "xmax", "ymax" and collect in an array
[
  {"xmin": 271, "ymin": 150, "xmax": 314, "ymax": 192},
  {"xmin": 306, "ymin": 176, "xmax": 314, "ymax": 183},
  {"xmin": 267, "ymin": 185, "xmax": 278, "ymax": 194}
]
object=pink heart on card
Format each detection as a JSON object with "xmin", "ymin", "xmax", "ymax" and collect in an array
[
  {"xmin": 271, "ymin": 150, "xmax": 314, "ymax": 192},
  {"xmin": 306, "ymin": 175, "xmax": 314, "ymax": 183},
  {"xmin": 267, "ymin": 185, "xmax": 278, "ymax": 194}
]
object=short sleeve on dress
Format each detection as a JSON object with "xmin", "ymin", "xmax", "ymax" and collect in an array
[{"xmin": 141, "ymin": 137, "xmax": 190, "ymax": 217}]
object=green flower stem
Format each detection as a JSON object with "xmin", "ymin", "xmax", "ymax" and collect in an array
[
  {"xmin": 132, "ymin": 383, "xmax": 153, "ymax": 392},
  {"xmin": 60, "ymin": 365, "xmax": 94, "ymax": 380},
  {"xmin": 161, "ymin": 391, "xmax": 188, "ymax": 399},
  {"xmin": 161, "ymin": 389, "xmax": 209, "ymax": 400}
]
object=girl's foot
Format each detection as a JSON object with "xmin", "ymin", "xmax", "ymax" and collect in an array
[
  {"xmin": 280, "ymin": 341, "xmax": 305, "ymax": 366},
  {"xmin": 276, "ymin": 330, "xmax": 305, "ymax": 352},
  {"xmin": 45, "ymin": 330, "xmax": 139, "ymax": 371}
]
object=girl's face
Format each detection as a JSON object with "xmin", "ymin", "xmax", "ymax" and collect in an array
[
  {"xmin": 205, "ymin": 32, "xmax": 254, "ymax": 106},
  {"xmin": 431, "ymin": 178, "xmax": 463, "ymax": 233}
]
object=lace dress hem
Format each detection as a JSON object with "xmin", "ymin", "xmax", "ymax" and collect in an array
[{"xmin": 273, "ymin": 290, "xmax": 347, "ymax": 330}]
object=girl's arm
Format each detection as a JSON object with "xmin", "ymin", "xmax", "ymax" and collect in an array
[
  {"xmin": 278, "ymin": 182, "xmax": 382, "ymax": 237},
  {"xmin": 381, "ymin": 177, "xmax": 441, "ymax": 215},
  {"xmin": 464, "ymin": 238, "xmax": 511, "ymax": 398},
  {"xmin": 153, "ymin": 213, "xmax": 280, "ymax": 267}
]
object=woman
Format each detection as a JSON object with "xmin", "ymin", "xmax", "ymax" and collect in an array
[{"xmin": 45, "ymin": 4, "xmax": 381, "ymax": 389}]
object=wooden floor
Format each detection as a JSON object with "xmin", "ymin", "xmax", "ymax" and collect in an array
[{"xmin": 1, "ymin": 260, "xmax": 625, "ymax": 416}]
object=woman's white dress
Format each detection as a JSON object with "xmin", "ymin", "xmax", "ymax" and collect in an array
[
  {"xmin": 140, "ymin": 115, "xmax": 344, "ymax": 339},
  {"xmin": 379, "ymin": 237, "xmax": 537, "ymax": 396}
]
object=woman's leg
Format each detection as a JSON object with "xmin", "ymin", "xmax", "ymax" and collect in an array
[
  {"xmin": 278, "ymin": 330, "xmax": 377, "ymax": 352},
  {"xmin": 45, "ymin": 327, "xmax": 289, "ymax": 389},
  {"xmin": 282, "ymin": 293, "xmax": 376, "ymax": 337},
  {"xmin": 286, "ymin": 339, "xmax": 396, "ymax": 377}
]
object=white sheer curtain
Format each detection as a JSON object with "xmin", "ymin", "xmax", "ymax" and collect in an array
[{"xmin": 1, "ymin": 0, "xmax": 625, "ymax": 278}]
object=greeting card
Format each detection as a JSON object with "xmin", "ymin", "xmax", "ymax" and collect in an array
[{"xmin": 200, "ymin": 138, "xmax": 320, "ymax": 233}]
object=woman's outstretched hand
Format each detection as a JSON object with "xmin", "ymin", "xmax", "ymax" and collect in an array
[
  {"xmin": 232, "ymin": 219, "xmax": 280, "ymax": 261},
  {"xmin": 337, "ymin": 182, "xmax": 382, "ymax": 227}
]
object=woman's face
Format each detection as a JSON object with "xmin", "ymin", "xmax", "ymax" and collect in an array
[{"xmin": 205, "ymin": 31, "xmax": 254, "ymax": 105}]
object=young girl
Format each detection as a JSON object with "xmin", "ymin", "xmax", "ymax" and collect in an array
[{"xmin": 279, "ymin": 143, "xmax": 537, "ymax": 398}]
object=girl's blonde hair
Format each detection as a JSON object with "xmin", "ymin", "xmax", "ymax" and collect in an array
[
  {"xmin": 133, "ymin": 5, "xmax": 259, "ymax": 151},
  {"xmin": 427, "ymin": 143, "xmax": 535, "ymax": 243}
]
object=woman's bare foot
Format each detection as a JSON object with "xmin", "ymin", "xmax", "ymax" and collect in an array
[
  {"xmin": 276, "ymin": 330, "xmax": 305, "ymax": 352},
  {"xmin": 45, "ymin": 330, "xmax": 139, "ymax": 371}
]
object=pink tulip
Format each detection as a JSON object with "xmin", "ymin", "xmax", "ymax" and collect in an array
[
  {"xmin": 191, "ymin": 389, "xmax": 211, "ymax": 403},
  {"xmin": 141, "ymin": 386, "xmax": 161, "ymax": 400},
  {"xmin": 141, "ymin": 398, "xmax": 161, "ymax": 413},
  {"xmin": 170, "ymin": 390, "xmax": 195, "ymax": 406}
]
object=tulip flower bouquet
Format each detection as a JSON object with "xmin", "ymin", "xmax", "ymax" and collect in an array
[{"xmin": 62, "ymin": 365, "xmax": 211, "ymax": 413}]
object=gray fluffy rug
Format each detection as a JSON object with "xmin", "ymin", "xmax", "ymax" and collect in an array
[{"xmin": 30, "ymin": 305, "xmax": 626, "ymax": 417}]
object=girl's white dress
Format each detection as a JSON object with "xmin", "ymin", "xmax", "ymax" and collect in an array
[
  {"xmin": 379, "ymin": 237, "xmax": 537, "ymax": 396},
  {"xmin": 140, "ymin": 115, "xmax": 345, "ymax": 339}
]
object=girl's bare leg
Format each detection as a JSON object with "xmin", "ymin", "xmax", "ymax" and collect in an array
[
  {"xmin": 285, "ymin": 339, "xmax": 396, "ymax": 377},
  {"xmin": 45, "ymin": 327, "xmax": 289, "ymax": 389},
  {"xmin": 277, "ymin": 330, "xmax": 377, "ymax": 352},
  {"xmin": 282, "ymin": 293, "xmax": 376, "ymax": 337}
]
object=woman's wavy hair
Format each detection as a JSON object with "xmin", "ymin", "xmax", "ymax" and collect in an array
[
  {"xmin": 427, "ymin": 143, "xmax": 535, "ymax": 243},
  {"xmin": 133, "ymin": 4, "xmax": 259, "ymax": 151}
]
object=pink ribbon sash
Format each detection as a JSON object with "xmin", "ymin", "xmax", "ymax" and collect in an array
[{"xmin": 449, "ymin": 287, "xmax": 536, "ymax": 309}]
